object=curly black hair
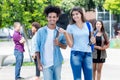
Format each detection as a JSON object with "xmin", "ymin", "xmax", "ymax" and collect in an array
[{"xmin": 44, "ymin": 5, "xmax": 61, "ymax": 17}]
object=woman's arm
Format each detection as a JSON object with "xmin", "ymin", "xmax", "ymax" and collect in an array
[{"xmin": 59, "ymin": 28, "xmax": 73, "ymax": 48}]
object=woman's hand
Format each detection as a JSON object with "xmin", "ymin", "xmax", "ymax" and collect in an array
[
  {"xmin": 32, "ymin": 54, "xmax": 36, "ymax": 59},
  {"xmin": 38, "ymin": 63, "xmax": 43, "ymax": 71},
  {"xmin": 58, "ymin": 28, "xmax": 67, "ymax": 34},
  {"xmin": 90, "ymin": 36, "xmax": 96, "ymax": 44}
]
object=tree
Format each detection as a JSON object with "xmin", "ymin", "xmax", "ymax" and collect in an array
[
  {"xmin": 61, "ymin": 0, "xmax": 96, "ymax": 13},
  {"xmin": 0, "ymin": 0, "xmax": 62, "ymax": 29},
  {"xmin": 104, "ymin": 0, "xmax": 120, "ymax": 14},
  {"xmin": 103, "ymin": 0, "xmax": 120, "ymax": 22},
  {"xmin": 93, "ymin": 0, "xmax": 105, "ymax": 11},
  {"xmin": 0, "ymin": 0, "xmax": 48, "ymax": 28}
]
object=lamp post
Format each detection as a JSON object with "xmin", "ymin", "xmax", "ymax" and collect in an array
[{"xmin": 109, "ymin": 10, "xmax": 112, "ymax": 40}]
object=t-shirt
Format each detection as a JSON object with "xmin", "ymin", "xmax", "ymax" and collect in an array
[
  {"xmin": 67, "ymin": 22, "xmax": 93, "ymax": 52},
  {"xmin": 44, "ymin": 27, "xmax": 54, "ymax": 68}
]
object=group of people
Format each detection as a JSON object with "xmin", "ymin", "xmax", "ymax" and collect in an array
[{"xmin": 12, "ymin": 5, "xmax": 109, "ymax": 80}]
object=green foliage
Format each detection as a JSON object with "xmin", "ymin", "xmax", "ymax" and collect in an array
[
  {"xmin": 13, "ymin": 62, "xmax": 35, "ymax": 66},
  {"xmin": 0, "ymin": 0, "xmax": 62, "ymax": 29},
  {"xmin": 103, "ymin": 0, "xmax": 120, "ymax": 14},
  {"xmin": 61, "ymin": 0, "xmax": 96, "ymax": 13}
]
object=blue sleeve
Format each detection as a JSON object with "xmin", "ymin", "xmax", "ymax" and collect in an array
[
  {"xmin": 35, "ymin": 29, "xmax": 41, "ymax": 52},
  {"xmin": 60, "ymin": 34, "xmax": 66, "ymax": 45}
]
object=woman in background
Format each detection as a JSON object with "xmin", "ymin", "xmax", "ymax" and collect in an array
[
  {"xmin": 93, "ymin": 20, "xmax": 109, "ymax": 80},
  {"xmin": 31, "ymin": 22, "xmax": 41, "ymax": 80}
]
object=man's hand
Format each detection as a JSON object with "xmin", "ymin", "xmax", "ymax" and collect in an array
[
  {"xmin": 54, "ymin": 38, "xmax": 60, "ymax": 46},
  {"xmin": 19, "ymin": 37, "xmax": 25, "ymax": 43}
]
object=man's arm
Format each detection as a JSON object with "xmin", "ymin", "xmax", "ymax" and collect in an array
[{"xmin": 19, "ymin": 37, "xmax": 25, "ymax": 43}]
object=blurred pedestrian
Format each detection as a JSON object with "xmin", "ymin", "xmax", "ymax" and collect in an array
[
  {"xmin": 31, "ymin": 22, "xmax": 41, "ymax": 80},
  {"xmin": 13, "ymin": 22, "xmax": 25, "ymax": 80}
]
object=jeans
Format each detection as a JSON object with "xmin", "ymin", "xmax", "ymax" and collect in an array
[
  {"xmin": 14, "ymin": 49, "xmax": 24, "ymax": 80},
  {"xmin": 70, "ymin": 51, "xmax": 92, "ymax": 80},
  {"xmin": 43, "ymin": 64, "xmax": 62, "ymax": 80},
  {"xmin": 34, "ymin": 58, "xmax": 40, "ymax": 77}
]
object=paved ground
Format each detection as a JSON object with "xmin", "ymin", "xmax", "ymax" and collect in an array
[{"xmin": 0, "ymin": 40, "xmax": 120, "ymax": 80}]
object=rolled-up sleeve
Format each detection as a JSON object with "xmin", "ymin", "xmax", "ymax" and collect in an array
[{"xmin": 60, "ymin": 34, "xmax": 66, "ymax": 45}]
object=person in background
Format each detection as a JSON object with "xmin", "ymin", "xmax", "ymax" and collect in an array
[
  {"xmin": 31, "ymin": 22, "xmax": 41, "ymax": 80},
  {"xmin": 35, "ymin": 5, "xmax": 67, "ymax": 80},
  {"xmin": 13, "ymin": 22, "xmax": 25, "ymax": 80},
  {"xmin": 92, "ymin": 20, "xmax": 109, "ymax": 80},
  {"xmin": 59, "ymin": 6, "xmax": 95, "ymax": 80}
]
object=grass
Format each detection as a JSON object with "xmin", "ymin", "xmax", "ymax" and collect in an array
[{"xmin": 13, "ymin": 62, "xmax": 35, "ymax": 66}]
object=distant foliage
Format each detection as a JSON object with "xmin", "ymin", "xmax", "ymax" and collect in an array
[{"xmin": 104, "ymin": 0, "xmax": 120, "ymax": 14}]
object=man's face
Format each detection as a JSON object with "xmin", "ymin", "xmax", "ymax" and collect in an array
[
  {"xmin": 47, "ymin": 12, "xmax": 59, "ymax": 25},
  {"xmin": 16, "ymin": 23, "xmax": 21, "ymax": 31}
]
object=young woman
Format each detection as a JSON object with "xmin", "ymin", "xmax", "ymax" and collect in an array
[
  {"xmin": 31, "ymin": 22, "xmax": 41, "ymax": 80},
  {"xmin": 59, "ymin": 6, "xmax": 95, "ymax": 80},
  {"xmin": 93, "ymin": 20, "xmax": 109, "ymax": 80}
]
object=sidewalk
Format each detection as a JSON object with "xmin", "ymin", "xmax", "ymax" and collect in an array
[
  {"xmin": 0, "ymin": 41, "xmax": 120, "ymax": 80},
  {"xmin": 0, "ymin": 59, "xmax": 120, "ymax": 80}
]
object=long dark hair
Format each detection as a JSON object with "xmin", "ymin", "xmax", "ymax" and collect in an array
[
  {"xmin": 70, "ymin": 6, "xmax": 86, "ymax": 24},
  {"xmin": 94, "ymin": 20, "xmax": 105, "ymax": 33},
  {"xmin": 32, "ymin": 22, "xmax": 41, "ymax": 31},
  {"xmin": 94, "ymin": 20, "xmax": 109, "ymax": 44}
]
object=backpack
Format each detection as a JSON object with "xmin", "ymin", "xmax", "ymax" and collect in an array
[{"xmin": 86, "ymin": 22, "xmax": 97, "ymax": 52}]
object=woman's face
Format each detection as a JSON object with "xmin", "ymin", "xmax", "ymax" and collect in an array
[
  {"xmin": 72, "ymin": 11, "xmax": 82, "ymax": 22},
  {"xmin": 96, "ymin": 21, "xmax": 102, "ymax": 31},
  {"xmin": 32, "ymin": 26, "xmax": 37, "ymax": 34}
]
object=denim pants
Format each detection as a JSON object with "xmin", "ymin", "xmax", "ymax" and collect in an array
[
  {"xmin": 43, "ymin": 64, "xmax": 62, "ymax": 80},
  {"xmin": 70, "ymin": 51, "xmax": 92, "ymax": 80},
  {"xmin": 34, "ymin": 58, "xmax": 40, "ymax": 77},
  {"xmin": 14, "ymin": 49, "xmax": 24, "ymax": 80}
]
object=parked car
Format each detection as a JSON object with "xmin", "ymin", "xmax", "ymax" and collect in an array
[{"xmin": 0, "ymin": 28, "xmax": 14, "ymax": 38}]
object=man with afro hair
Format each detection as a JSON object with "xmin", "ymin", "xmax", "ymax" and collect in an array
[{"xmin": 35, "ymin": 5, "xmax": 67, "ymax": 80}]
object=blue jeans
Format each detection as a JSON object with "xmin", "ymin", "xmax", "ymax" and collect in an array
[
  {"xmin": 14, "ymin": 49, "xmax": 24, "ymax": 80},
  {"xmin": 43, "ymin": 65, "xmax": 62, "ymax": 80},
  {"xmin": 70, "ymin": 51, "xmax": 92, "ymax": 80}
]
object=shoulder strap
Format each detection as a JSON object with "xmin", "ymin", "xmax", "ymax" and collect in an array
[
  {"xmin": 86, "ymin": 22, "xmax": 91, "ymax": 41},
  {"xmin": 86, "ymin": 22, "xmax": 91, "ymax": 32}
]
